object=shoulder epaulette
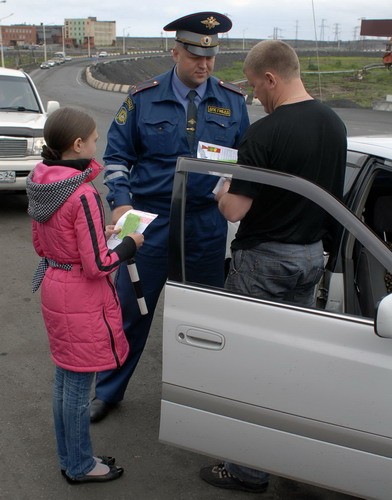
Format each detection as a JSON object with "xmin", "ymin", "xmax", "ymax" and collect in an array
[
  {"xmin": 219, "ymin": 80, "xmax": 246, "ymax": 96},
  {"xmin": 130, "ymin": 79, "xmax": 160, "ymax": 95}
]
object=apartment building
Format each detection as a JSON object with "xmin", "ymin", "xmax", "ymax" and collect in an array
[{"xmin": 65, "ymin": 17, "xmax": 116, "ymax": 48}]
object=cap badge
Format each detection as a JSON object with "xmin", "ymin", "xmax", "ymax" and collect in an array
[
  {"xmin": 201, "ymin": 16, "xmax": 220, "ymax": 30},
  {"xmin": 201, "ymin": 35, "xmax": 212, "ymax": 46}
]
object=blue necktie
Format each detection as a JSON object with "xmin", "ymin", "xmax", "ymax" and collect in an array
[{"xmin": 186, "ymin": 90, "xmax": 198, "ymax": 149}]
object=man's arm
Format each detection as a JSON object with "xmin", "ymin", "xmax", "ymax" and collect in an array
[
  {"xmin": 103, "ymin": 94, "xmax": 140, "ymax": 220},
  {"xmin": 215, "ymin": 180, "xmax": 253, "ymax": 222},
  {"xmin": 111, "ymin": 205, "xmax": 133, "ymax": 225}
]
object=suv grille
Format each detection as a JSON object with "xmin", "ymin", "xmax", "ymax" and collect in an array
[{"xmin": 0, "ymin": 138, "xmax": 28, "ymax": 157}]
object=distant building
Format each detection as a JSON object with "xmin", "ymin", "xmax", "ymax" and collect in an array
[
  {"xmin": 65, "ymin": 17, "xmax": 116, "ymax": 48},
  {"xmin": 1, "ymin": 25, "xmax": 37, "ymax": 47},
  {"xmin": 36, "ymin": 25, "xmax": 64, "ymax": 45}
]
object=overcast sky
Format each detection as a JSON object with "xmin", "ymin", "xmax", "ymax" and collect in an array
[{"xmin": 1, "ymin": 0, "xmax": 390, "ymax": 42}]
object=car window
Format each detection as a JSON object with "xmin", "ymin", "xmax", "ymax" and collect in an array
[
  {"xmin": 168, "ymin": 157, "xmax": 392, "ymax": 321},
  {"xmin": 344, "ymin": 150, "xmax": 369, "ymax": 195},
  {"xmin": 347, "ymin": 167, "xmax": 392, "ymax": 317},
  {"xmin": 0, "ymin": 75, "xmax": 40, "ymax": 112}
]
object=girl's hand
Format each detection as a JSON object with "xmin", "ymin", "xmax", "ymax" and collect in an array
[{"xmin": 105, "ymin": 225, "xmax": 120, "ymax": 240}]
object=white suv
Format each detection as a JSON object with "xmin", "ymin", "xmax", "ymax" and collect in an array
[{"xmin": 0, "ymin": 68, "xmax": 59, "ymax": 191}]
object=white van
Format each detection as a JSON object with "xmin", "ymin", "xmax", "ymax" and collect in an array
[{"xmin": 54, "ymin": 52, "xmax": 72, "ymax": 62}]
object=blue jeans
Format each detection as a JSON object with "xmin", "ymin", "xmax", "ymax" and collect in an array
[
  {"xmin": 53, "ymin": 367, "xmax": 96, "ymax": 479},
  {"xmin": 224, "ymin": 240, "xmax": 324, "ymax": 484},
  {"xmin": 226, "ymin": 240, "xmax": 324, "ymax": 307}
]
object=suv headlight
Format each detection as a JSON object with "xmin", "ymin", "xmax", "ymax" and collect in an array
[{"xmin": 32, "ymin": 137, "xmax": 46, "ymax": 155}]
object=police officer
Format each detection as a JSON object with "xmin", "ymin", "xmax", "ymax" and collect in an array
[{"xmin": 90, "ymin": 11, "xmax": 250, "ymax": 422}]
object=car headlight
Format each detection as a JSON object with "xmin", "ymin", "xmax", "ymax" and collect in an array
[{"xmin": 32, "ymin": 137, "xmax": 46, "ymax": 155}]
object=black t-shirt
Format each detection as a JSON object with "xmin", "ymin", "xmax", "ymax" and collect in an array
[{"xmin": 229, "ymin": 100, "xmax": 347, "ymax": 250}]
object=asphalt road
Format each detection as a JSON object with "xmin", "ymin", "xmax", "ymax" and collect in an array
[{"xmin": 1, "ymin": 59, "xmax": 391, "ymax": 500}]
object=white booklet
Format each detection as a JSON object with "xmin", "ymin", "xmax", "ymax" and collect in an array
[
  {"xmin": 197, "ymin": 141, "xmax": 238, "ymax": 195},
  {"xmin": 107, "ymin": 209, "xmax": 158, "ymax": 250},
  {"xmin": 197, "ymin": 141, "xmax": 238, "ymax": 162}
]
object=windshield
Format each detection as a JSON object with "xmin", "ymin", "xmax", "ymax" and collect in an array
[{"xmin": 0, "ymin": 75, "xmax": 41, "ymax": 113}]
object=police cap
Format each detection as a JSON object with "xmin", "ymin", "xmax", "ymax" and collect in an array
[{"xmin": 163, "ymin": 12, "xmax": 232, "ymax": 56}]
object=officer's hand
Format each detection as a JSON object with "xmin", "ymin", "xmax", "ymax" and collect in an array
[{"xmin": 112, "ymin": 205, "xmax": 133, "ymax": 225}]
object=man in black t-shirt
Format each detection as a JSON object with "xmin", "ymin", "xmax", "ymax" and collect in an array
[{"xmin": 200, "ymin": 40, "xmax": 347, "ymax": 493}]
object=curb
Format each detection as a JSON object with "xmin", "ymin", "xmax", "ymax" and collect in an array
[{"xmin": 85, "ymin": 66, "xmax": 132, "ymax": 94}]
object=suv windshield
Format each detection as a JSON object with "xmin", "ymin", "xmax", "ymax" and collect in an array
[{"xmin": 0, "ymin": 75, "xmax": 41, "ymax": 113}]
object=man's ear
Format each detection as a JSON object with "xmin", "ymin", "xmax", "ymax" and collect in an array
[
  {"xmin": 265, "ymin": 71, "xmax": 277, "ymax": 88},
  {"xmin": 172, "ymin": 46, "xmax": 180, "ymax": 63}
]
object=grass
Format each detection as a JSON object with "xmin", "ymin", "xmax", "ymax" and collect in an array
[
  {"xmin": 6, "ymin": 51, "xmax": 391, "ymax": 109},
  {"xmin": 214, "ymin": 56, "xmax": 392, "ymax": 109}
]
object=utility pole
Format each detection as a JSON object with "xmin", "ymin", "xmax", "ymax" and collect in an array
[
  {"xmin": 333, "ymin": 23, "xmax": 341, "ymax": 48},
  {"xmin": 242, "ymin": 28, "xmax": 248, "ymax": 50},
  {"xmin": 41, "ymin": 23, "xmax": 47, "ymax": 62},
  {"xmin": 123, "ymin": 26, "xmax": 131, "ymax": 55},
  {"xmin": 294, "ymin": 20, "xmax": 299, "ymax": 47},
  {"xmin": 271, "ymin": 27, "xmax": 282, "ymax": 40},
  {"xmin": 319, "ymin": 19, "xmax": 328, "ymax": 42},
  {"xmin": 1, "ymin": 11, "xmax": 14, "ymax": 67}
]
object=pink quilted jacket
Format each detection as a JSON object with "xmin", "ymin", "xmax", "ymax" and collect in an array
[{"xmin": 28, "ymin": 159, "xmax": 134, "ymax": 372}]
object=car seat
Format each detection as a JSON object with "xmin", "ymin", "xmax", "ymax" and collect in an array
[{"xmin": 354, "ymin": 195, "xmax": 392, "ymax": 318}]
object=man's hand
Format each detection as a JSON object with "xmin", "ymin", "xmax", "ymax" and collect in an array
[
  {"xmin": 214, "ymin": 179, "xmax": 232, "ymax": 202},
  {"xmin": 111, "ymin": 205, "xmax": 133, "ymax": 225}
]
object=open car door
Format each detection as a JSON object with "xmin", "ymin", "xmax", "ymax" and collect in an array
[{"xmin": 159, "ymin": 157, "xmax": 392, "ymax": 500}]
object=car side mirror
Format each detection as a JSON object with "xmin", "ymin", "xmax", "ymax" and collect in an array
[
  {"xmin": 46, "ymin": 101, "xmax": 60, "ymax": 115},
  {"xmin": 374, "ymin": 293, "xmax": 392, "ymax": 338}
]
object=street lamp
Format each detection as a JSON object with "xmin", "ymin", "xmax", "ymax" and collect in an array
[
  {"xmin": 242, "ymin": 28, "xmax": 248, "ymax": 51},
  {"xmin": 41, "ymin": 22, "xmax": 47, "ymax": 61},
  {"xmin": 122, "ymin": 26, "xmax": 131, "ymax": 54},
  {"xmin": 86, "ymin": 20, "xmax": 92, "ymax": 58},
  {"xmin": 0, "ymin": 11, "xmax": 14, "ymax": 68}
]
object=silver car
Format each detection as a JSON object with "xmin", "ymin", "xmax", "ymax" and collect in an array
[{"xmin": 159, "ymin": 137, "xmax": 392, "ymax": 500}]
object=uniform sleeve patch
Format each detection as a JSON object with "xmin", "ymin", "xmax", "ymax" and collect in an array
[
  {"xmin": 115, "ymin": 107, "xmax": 128, "ymax": 126},
  {"xmin": 207, "ymin": 105, "xmax": 231, "ymax": 117},
  {"xmin": 125, "ymin": 96, "xmax": 134, "ymax": 111}
]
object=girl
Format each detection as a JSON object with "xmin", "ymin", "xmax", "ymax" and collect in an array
[{"xmin": 26, "ymin": 107, "xmax": 144, "ymax": 484}]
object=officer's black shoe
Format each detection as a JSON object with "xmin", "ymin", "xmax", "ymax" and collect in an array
[{"xmin": 90, "ymin": 398, "xmax": 117, "ymax": 423}]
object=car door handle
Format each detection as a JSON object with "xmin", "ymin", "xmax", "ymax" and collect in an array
[{"xmin": 177, "ymin": 328, "xmax": 225, "ymax": 350}]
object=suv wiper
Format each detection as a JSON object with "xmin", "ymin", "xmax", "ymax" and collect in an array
[{"xmin": 0, "ymin": 106, "xmax": 39, "ymax": 112}]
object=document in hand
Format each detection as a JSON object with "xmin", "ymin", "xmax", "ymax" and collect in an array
[
  {"xmin": 107, "ymin": 209, "xmax": 158, "ymax": 250},
  {"xmin": 197, "ymin": 141, "xmax": 238, "ymax": 162},
  {"xmin": 197, "ymin": 142, "xmax": 238, "ymax": 195}
]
